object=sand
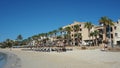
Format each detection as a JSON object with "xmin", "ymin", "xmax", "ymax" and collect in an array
[{"xmin": 0, "ymin": 48, "xmax": 120, "ymax": 68}]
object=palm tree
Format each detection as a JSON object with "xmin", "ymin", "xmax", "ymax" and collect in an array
[
  {"xmin": 40, "ymin": 33, "xmax": 46, "ymax": 38},
  {"xmin": 74, "ymin": 24, "xmax": 80, "ymax": 46},
  {"xmin": 93, "ymin": 30, "xmax": 99, "ymax": 46},
  {"xmin": 17, "ymin": 34, "xmax": 23, "ymax": 41},
  {"xmin": 90, "ymin": 32, "xmax": 95, "ymax": 46},
  {"xmin": 52, "ymin": 30, "xmax": 58, "ymax": 39},
  {"xmin": 107, "ymin": 18, "xmax": 114, "ymax": 47},
  {"xmin": 58, "ymin": 27, "xmax": 63, "ymax": 36},
  {"xmin": 64, "ymin": 26, "xmax": 72, "ymax": 46},
  {"xmin": 5, "ymin": 39, "xmax": 14, "ymax": 50},
  {"xmin": 16, "ymin": 34, "xmax": 23, "ymax": 46},
  {"xmin": 84, "ymin": 22, "xmax": 94, "ymax": 46},
  {"xmin": 99, "ymin": 16, "xmax": 109, "ymax": 41},
  {"xmin": 37, "ymin": 33, "xmax": 46, "ymax": 46},
  {"xmin": 65, "ymin": 26, "xmax": 72, "ymax": 35},
  {"xmin": 48, "ymin": 31, "xmax": 53, "ymax": 38},
  {"xmin": 58, "ymin": 27, "xmax": 64, "ymax": 41},
  {"xmin": 32, "ymin": 35, "xmax": 38, "ymax": 40},
  {"xmin": 74, "ymin": 33, "xmax": 82, "ymax": 46},
  {"xmin": 99, "ymin": 16, "xmax": 114, "ymax": 47},
  {"xmin": 44, "ymin": 33, "xmax": 49, "ymax": 39}
]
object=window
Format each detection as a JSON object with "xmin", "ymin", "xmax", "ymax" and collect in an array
[
  {"xmin": 111, "ymin": 34, "xmax": 113, "ymax": 38},
  {"xmin": 80, "ymin": 29, "xmax": 82, "ymax": 31},
  {"xmin": 72, "ymin": 34, "xmax": 74, "ymax": 37},
  {"xmin": 79, "ymin": 24, "xmax": 81, "ymax": 27},
  {"xmin": 80, "ymin": 38, "xmax": 82, "ymax": 40},
  {"xmin": 114, "ymin": 26, "xmax": 117, "ymax": 30},
  {"xmin": 111, "ymin": 27, "xmax": 113, "ymax": 32},
  {"xmin": 115, "ymin": 33, "xmax": 118, "ymax": 37}
]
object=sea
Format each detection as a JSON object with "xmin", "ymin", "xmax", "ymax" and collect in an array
[{"xmin": 0, "ymin": 52, "xmax": 6, "ymax": 68}]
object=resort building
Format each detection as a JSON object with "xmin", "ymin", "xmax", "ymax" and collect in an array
[
  {"xmin": 63, "ymin": 21, "xmax": 94, "ymax": 46},
  {"xmin": 62, "ymin": 19, "xmax": 120, "ymax": 46}
]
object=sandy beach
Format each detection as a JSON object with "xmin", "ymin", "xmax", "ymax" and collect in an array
[{"xmin": 0, "ymin": 48, "xmax": 120, "ymax": 68}]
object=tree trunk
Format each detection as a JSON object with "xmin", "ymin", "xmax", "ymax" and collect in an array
[
  {"xmin": 103, "ymin": 25, "xmax": 107, "ymax": 41},
  {"xmin": 88, "ymin": 30, "xmax": 91, "ymax": 46},
  {"xmin": 95, "ymin": 36, "xmax": 97, "ymax": 46},
  {"xmin": 92, "ymin": 36, "xmax": 94, "ymax": 46}
]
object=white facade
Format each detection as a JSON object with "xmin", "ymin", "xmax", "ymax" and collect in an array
[{"xmin": 114, "ymin": 19, "xmax": 120, "ymax": 45}]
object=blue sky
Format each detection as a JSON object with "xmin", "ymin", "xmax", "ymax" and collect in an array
[{"xmin": 0, "ymin": 0, "xmax": 120, "ymax": 42}]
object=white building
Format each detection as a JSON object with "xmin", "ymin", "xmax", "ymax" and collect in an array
[{"xmin": 114, "ymin": 19, "xmax": 120, "ymax": 45}]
